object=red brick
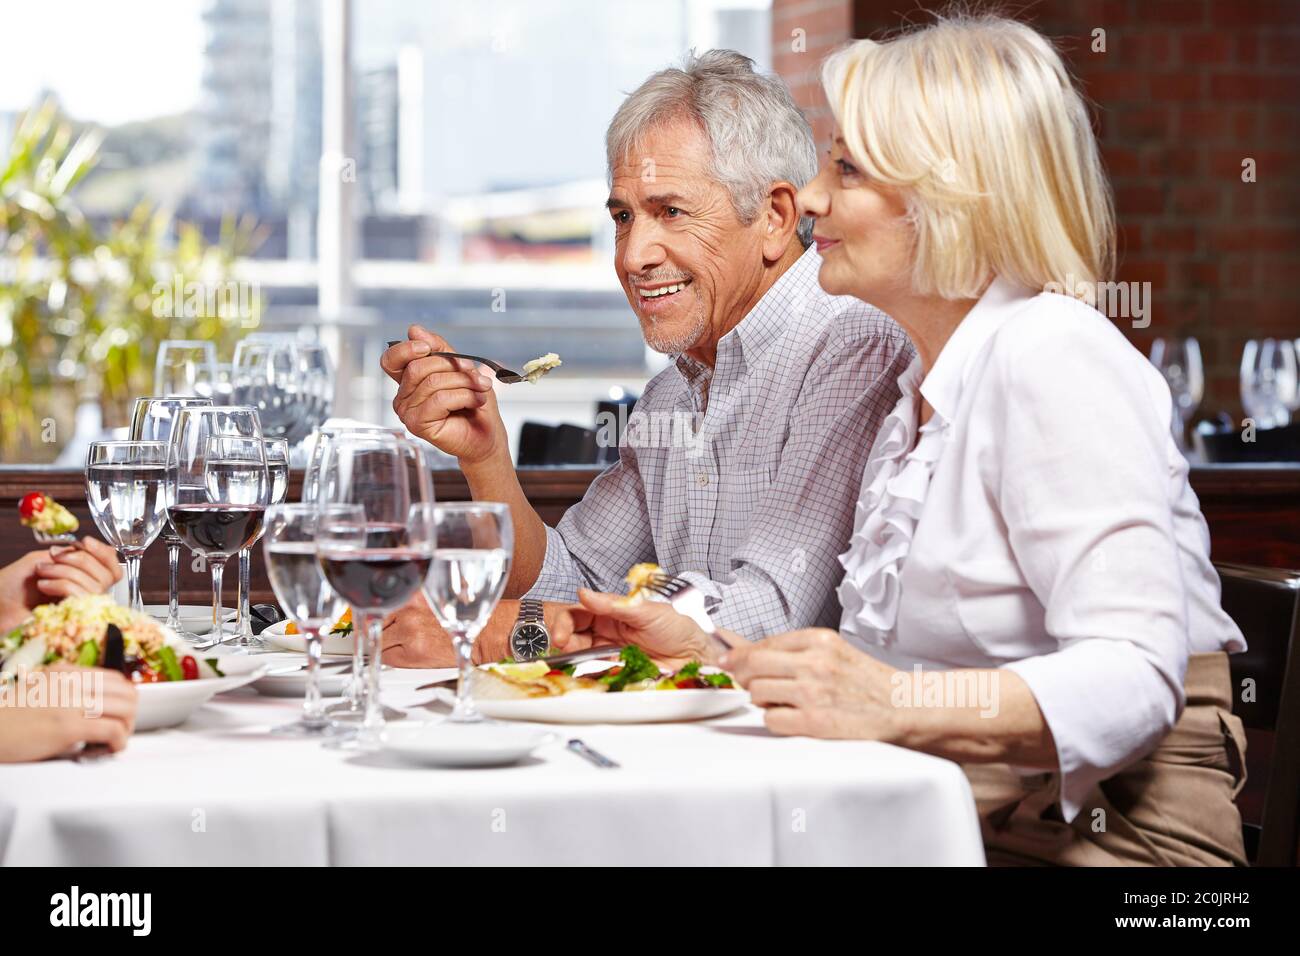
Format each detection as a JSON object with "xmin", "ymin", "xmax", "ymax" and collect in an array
[
  {"xmin": 1172, "ymin": 183, "xmax": 1223, "ymax": 215},
  {"xmin": 1115, "ymin": 106, "xmax": 1173, "ymax": 138},
  {"xmin": 1225, "ymin": 259, "xmax": 1258, "ymax": 288},
  {"xmin": 1178, "ymin": 107, "xmax": 1231, "ymax": 139},
  {"xmin": 1211, "ymin": 74, "xmax": 1297, "ymax": 101},
  {"xmin": 1211, "ymin": 1, "xmax": 1300, "ymax": 28},
  {"xmin": 1149, "ymin": 72, "xmax": 1206, "ymax": 101},
  {"xmin": 1124, "ymin": 33, "xmax": 1173, "ymax": 68},
  {"xmin": 1117, "ymin": 259, "xmax": 1170, "ymax": 286},
  {"xmin": 1262, "ymin": 33, "xmax": 1300, "ymax": 65},
  {"xmin": 1140, "ymin": 145, "xmax": 1201, "ymax": 177},
  {"xmin": 1151, "ymin": 226, "xmax": 1199, "ymax": 252},
  {"xmin": 1117, "ymin": 184, "xmax": 1166, "ymax": 215},
  {"xmin": 1180, "ymin": 260, "xmax": 1221, "ymax": 289},
  {"xmin": 1180, "ymin": 32, "xmax": 1233, "ymax": 65},
  {"xmin": 1213, "ymin": 225, "xmax": 1300, "ymax": 253},
  {"xmin": 1235, "ymin": 33, "xmax": 1260, "ymax": 65},
  {"xmin": 1104, "ymin": 145, "xmax": 1141, "ymax": 176},
  {"xmin": 1149, "ymin": 0, "xmax": 1209, "ymax": 26},
  {"xmin": 1232, "ymin": 108, "xmax": 1259, "ymax": 140},
  {"xmin": 1086, "ymin": 70, "xmax": 1149, "ymax": 101}
]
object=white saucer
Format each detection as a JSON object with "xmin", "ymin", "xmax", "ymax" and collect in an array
[
  {"xmin": 380, "ymin": 723, "xmax": 554, "ymax": 768},
  {"xmin": 145, "ymin": 605, "xmax": 236, "ymax": 636}
]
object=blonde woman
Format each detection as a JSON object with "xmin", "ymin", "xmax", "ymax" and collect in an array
[{"xmin": 562, "ymin": 14, "xmax": 1248, "ymax": 866}]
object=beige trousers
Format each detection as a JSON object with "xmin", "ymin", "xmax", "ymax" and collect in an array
[{"xmin": 963, "ymin": 652, "xmax": 1248, "ymax": 867}]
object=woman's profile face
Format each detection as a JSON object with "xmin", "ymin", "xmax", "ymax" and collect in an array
[{"xmin": 797, "ymin": 134, "xmax": 915, "ymax": 312}]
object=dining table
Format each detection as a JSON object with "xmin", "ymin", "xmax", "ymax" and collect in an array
[{"xmin": 0, "ymin": 656, "xmax": 987, "ymax": 867}]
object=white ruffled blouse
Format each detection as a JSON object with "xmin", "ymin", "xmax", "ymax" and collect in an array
[
  {"xmin": 837, "ymin": 357, "xmax": 949, "ymax": 646},
  {"xmin": 834, "ymin": 277, "xmax": 1244, "ymax": 822}
]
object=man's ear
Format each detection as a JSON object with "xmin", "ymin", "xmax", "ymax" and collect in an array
[{"xmin": 762, "ymin": 181, "xmax": 801, "ymax": 262}]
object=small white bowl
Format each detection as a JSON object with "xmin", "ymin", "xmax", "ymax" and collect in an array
[{"xmin": 380, "ymin": 722, "xmax": 555, "ymax": 768}]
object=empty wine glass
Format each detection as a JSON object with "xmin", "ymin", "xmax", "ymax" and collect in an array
[
  {"xmin": 422, "ymin": 502, "xmax": 513, "ymax": 723},
  {"xmin": 264, "ymin": 503, "xmax": 359, "ymax": 734},
  {"xmin": 130, "ymin": 396, "xmax": 213, "ymax": 639},
  {"xmin": 166, "ymin": 406, "xmax": 269, "ymax": 642},
  {"xmin": 155, "ymin": 340, "xmax": 218, "ymax": 397},
  {"xmin": 84, "ymin": 441, "xmax": 169, "ymax": 612},
  {"xmin": 232, "ymin": 437, "xmax": 291, "ymax": 650},
  {"xmin": 232, "ymin": 340, "xmax": 303, "ymax": 441},
  {"xmin": 1241, "ymin": 339, "xmax": 1298, "ymax": 429},
  {"xmin": 315, "ymin": 434, "xmax": 435, "ymax": 749},
  {"xmin": 1150, "ymin": 337, "xmax": 1204, "ymax": 451}
]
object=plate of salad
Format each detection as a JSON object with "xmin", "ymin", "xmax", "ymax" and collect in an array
[
  {"xmin": 0, "ymin": 595, "xmax": 267, "ymax": 731},
  {"xmin": 260, "ymin": 609, "xmax": 355, "ymax": 656},
  {"xmin": 469, "ymin": 645, "xmax": 749, "ymax": 724}
]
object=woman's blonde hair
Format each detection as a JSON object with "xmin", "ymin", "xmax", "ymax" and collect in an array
[{"xmin": 823, "ymin": 12, "xmax": 1116, "ymax": 300}]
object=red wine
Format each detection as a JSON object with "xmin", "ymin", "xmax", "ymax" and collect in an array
[
  {"xmin": 319, "ymin": 550, "xmax": 431, "ymax": 611},
  {"xmin": 168, "ymin": 504, "xmax": 266, "ymax": 558}
]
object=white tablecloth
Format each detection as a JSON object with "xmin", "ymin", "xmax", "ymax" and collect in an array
[{"xmin": 0, "ymin": 664, "xmax": 985, "ymax": 866}]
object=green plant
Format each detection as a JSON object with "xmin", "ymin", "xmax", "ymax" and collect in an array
[{"xmin": 0, "ymin": 100, "xmax": 263, "ymax": 462}]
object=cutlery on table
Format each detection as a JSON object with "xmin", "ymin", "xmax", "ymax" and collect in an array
[
  {"xmin": 567, "ymin": 738, "xmax": 619, "ymax": 769},
  {"xmin": 414, "ymin": 643, "xmax": 624, "ymax": 692},
  {"xmin": 386, "ymin": 341, "xmax": 526, "ymax": 384}
]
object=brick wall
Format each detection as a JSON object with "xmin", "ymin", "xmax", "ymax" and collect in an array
[{"xmin": 770, "ymin": 0, "xmax": 1300, "ymax": 418}]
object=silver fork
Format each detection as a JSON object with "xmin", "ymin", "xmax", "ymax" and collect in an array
[
  {"xmin": 385, "ymin": 342, "xmax": 526, "ymax": 384},
  {"xmin": 640, "ymin": 572, "xmax": 739, "ymax": 660},
  {"xmin": 34, "ymin": 531, "xmax": 78, "ymax": 546}
]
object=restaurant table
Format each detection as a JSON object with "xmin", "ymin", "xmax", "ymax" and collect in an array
[{"xmin": 0, "ymin": 662, "xmax": 986, "ymax": 866}]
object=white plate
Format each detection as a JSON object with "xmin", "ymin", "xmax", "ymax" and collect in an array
[
  {"xmin": 261, "ymin": 619, "xmax": 355, "ymax": 657},
  {"xmin": 249, "ymin": 661, "xmax": 351, "ymax": 698},
  {"xmin": 144, "ymin": 605, "xmax": 236, "ymax": 636},
  {"xmin": 135, "ymin": 655, "xmax": 267, "ymax": 731},
  {"xmin": 381, "ymin": 723, "xmax": 554, "ymax": 767},
  {"xmin": 476, "ymin": 688, "xmax": 749, "ymax": 724}
]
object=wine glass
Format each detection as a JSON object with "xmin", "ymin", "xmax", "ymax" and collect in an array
[
  {"xmin": 315, "ymin": 434, "xmax": 435, "ymax": 749},
  {"xmin": 84, "ymin": 441, "xmax": 169, "ymax": 612},
  {"xmin": 264, "ymin": 503, "xmax": 359, "ymax": 734},
  {"xmin": 289, "ymin": 343, "xmax": 335, "ymax": 446},
  {"xmin": 232, "ymin": 437, "xmax": 291, "ymax": 650},
  {"xmin": 232, "ymin": 340, "xmax": 303, "ymax": 441},
  {"xmin": 155, "ymin": 340, "xmax": 218, "ymax": 397},
  {"xmin": 422, "ymin": 502, "xmax": 513, "ymax": 723},
  {"xmin": 165, "ymin": 406, "xmax": 269, "ymax": 641},
  {"xmin": 1241, "ymin": 339, "xmax": 1298, "ymax": 429},
  {"xmin": 1150, "ymin": 337, "xmax": 1204, "ymax": 451},
  {"xmin": 130, "ymin": 396, "xmax": 213, "ymax": 639}
]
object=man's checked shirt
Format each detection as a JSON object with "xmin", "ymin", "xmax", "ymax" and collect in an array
[{"xmin": 524, "ymin": 246, "xmax": 913, "ymax": 638}]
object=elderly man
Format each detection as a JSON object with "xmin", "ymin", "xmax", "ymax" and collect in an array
[{"xmin": 380, "ymin": 50, "xmax": 910, "ymax": 667}]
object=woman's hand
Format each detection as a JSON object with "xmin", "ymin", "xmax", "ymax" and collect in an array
[
  {"xmin": 0, "ymin": 664, "xmax": 138, "ymax": 763},
  {"xmin": 723, "ymin": 628, "xmax": 905, "ymax": 741},
  {"xmin": 0, "ymin": 540, "xmax": 123, "ymax": 633},
  {"xmin": 552, "ymin": 588, "xmax": 731, "ymax": 669}
]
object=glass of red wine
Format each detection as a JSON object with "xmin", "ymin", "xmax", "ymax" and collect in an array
[
  {"xmin": 165, "ymin": 406, "xmax": 269, "ymax": 645},
  {"xmin": 232, "ymin": 437, "xmax": 290, "ymax": 650},
  {"xmin": 315, "ymin": 434, "xmax": 435, "ymax": 749}
]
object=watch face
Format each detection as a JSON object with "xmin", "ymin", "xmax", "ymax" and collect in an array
[{"xmin": 511, "ymin": 624, "xmax": 549, "ymax": 660}]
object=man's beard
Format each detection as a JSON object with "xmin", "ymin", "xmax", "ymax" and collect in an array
[{"xmin": 640, "ymin": 301, "xmax": 709, "ymax": 355}]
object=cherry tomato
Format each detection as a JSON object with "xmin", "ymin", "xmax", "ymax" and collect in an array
[
  {"xmin": 19, "ymin": 492, "xmax": 45, "ymax": 520},
  {"xmin": 675, "ymin": 677, "xmax": 706, "ymax": 689},
  {"xmin": 181, "ymin": 656, "xmax": 199, "ymax": 681}
]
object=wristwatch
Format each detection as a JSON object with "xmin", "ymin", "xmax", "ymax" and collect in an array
[{"xmin": 509, "ymin": 598, "xmax": 551, "ymax": 661}]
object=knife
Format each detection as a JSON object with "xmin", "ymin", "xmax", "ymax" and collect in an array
[{"xmin": 415, "ymin": 643, "xmax": 624, "ymax": 691}]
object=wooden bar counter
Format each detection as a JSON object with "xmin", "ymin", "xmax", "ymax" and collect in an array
[{"xmin": 0, "ymin": 463, "xmax": 1296, "ymax": 607}]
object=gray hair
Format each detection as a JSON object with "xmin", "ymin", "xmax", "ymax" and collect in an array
[{"xmin": 606, "ymin": 50, "xmax": 818, "ymax": 248}]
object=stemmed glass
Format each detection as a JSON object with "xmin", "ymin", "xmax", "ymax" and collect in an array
[
  {"xmin": 422, "ymin": 502, "xmax": 513, "ymax": 723},
  {"xmin": 1150, "ymin": 337, "xmax": 1204, "ymax": 451},
  {"xmin": 233, "ymin": 340, "xmax": 303, "ymax": 441},
  {"xmin": 231, "ymin": 438, "xmax": 290, "ymax": 649},
  {"xmin": 1241, "ymin": 339, "xmax": 1298, "ymax": 429},
  {"xmin": 155, "ymin": 340, "xmax": 218, "ymax": 397},
  {"xmin": 84, "ymin": 441, "xmax": 170, "ymax": 613},
  {"xmin": 290, "ymin": 344, "xmax": 335, "ymax": 446},
  {"xmin": 165, "ymin": 407, "xmax": 269, "ymax": 641},
  {"xmin": 315, "ymin": 434, "xmax": 435, "ymax": 749},
  {"xmin": 264, "ymin": 503, "xmax": 359, "ymax": 734},
  {"xmin": 302, "ymin": 424, "xmax": 407, "ymax": 721},
  {"xmin": 130, "ymin": 396, "xmax": 213, "ymax": 639}
]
